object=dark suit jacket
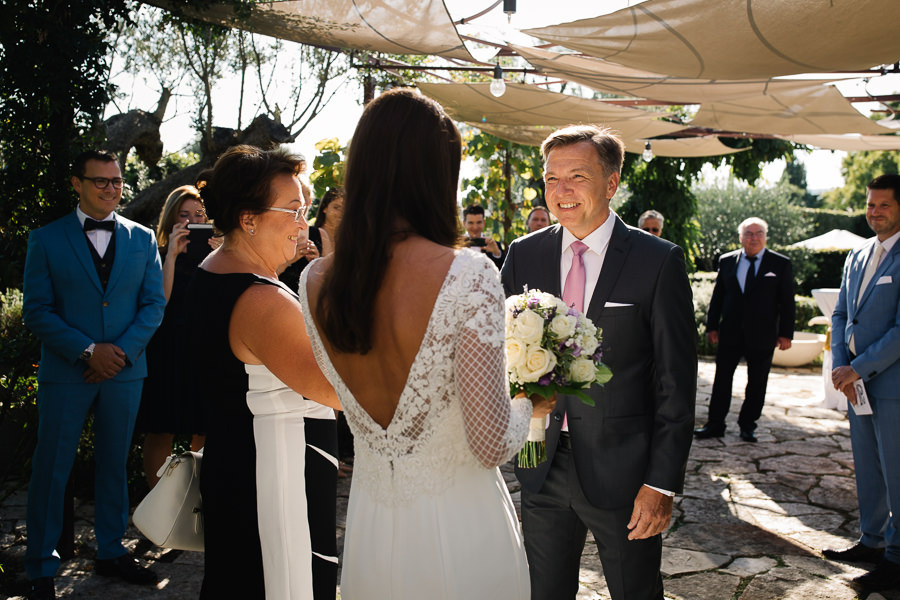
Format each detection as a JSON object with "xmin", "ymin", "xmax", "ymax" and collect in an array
[
  {"xmin": 706, "ymin": 248, "xmax": 795, "ymax": 351},
  {"xmin": 500, "ymin": 217, "xmax": 696, "ymax": 509},
  {"xmin": 23, "ymin": 211, "xmax": 165, "ymax": 383}
]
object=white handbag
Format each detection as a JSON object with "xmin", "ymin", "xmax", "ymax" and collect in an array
[{"xmin": 133, "ymin": 450, "xmax": 204, "ymax": 551}]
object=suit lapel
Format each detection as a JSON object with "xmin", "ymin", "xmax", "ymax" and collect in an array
[
  {"xmin": 64, "ymin": 212, "xmax": 104, "ymax": 293},
  {"xmin": 858, "ymin": 240, "xmax": 897, "ymax": 309},
  {"xmin": 585, "ymin": 216, "xmax": 629, "ymax": 317}
]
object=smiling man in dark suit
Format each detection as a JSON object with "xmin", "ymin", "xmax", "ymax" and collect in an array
[
  {"xmin": 696, "ymin": 217, "xmax": 794, "ymax": 443},
  {"xmin": 501, "ymin": 125, "xmax": 696, "ymax": 600},
  {"xmin": 23, "ymin": 150, "xmax": 165, "ymax": 599}
]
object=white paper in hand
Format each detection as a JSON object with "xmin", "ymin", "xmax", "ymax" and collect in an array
[{"xmin": 851, "ymin": 380, "xmax": 874, "ymax": 416}]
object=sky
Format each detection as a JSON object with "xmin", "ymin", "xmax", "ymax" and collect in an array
[{"xmin": 111, "ymin": 0, "xmax": 900, "ymax": 194}]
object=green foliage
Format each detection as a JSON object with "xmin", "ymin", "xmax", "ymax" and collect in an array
[
  {"xmin": 779, "ymin": 154, "xmax": 820, "ymax": 207},
  {"xmin": 693, "ymin": 181, "xmax": 813, "ymax": 271},
  {"xmin": 0, "ymin": 289, "xmax": 40, "ymax": 487},
  {"xmin": 802, "ymin": 207, "xmax": 869, "ymax": 237},
  {"xmin": 0, "ymin": 0, "xmax": 133, "ymax": 290},
  {"xmin": 618, "ymin": 157, "xmax": 701, "ymax": 270},
  {"xmin": 777, "ymin": 246, "xmax": 849, "ymax": 295},
  {"xmin": 309, "ymin": 138, "xmax": 346, "ymax": 217},
  {"xmin": 122, "ymin": 150, "xmax": 199, "ymax": 207},
  {"xmin": 821, "ymin": 150, "xmax": 900, "ymax": 209},
  {"xmin": 460, "ymin": 130, "xmax": 544, "ymax": 244}
]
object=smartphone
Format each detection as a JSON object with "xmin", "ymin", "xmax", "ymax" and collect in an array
[
  {"xmin": 185, "ymin": 223, "xmax": 215, "ymax": 264},
  {"xmin": 467, "ymin": 237, "xmax": 487, "ymax": 247}
]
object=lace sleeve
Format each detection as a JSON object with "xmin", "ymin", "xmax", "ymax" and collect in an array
[{"xmin": 455, "ymin": 256, "xmax": 532, "ymax": 468}]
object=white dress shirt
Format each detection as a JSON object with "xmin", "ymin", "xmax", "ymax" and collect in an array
[
  {"xmin": 558, "ymin": 212, "xmax": 673, "ymax": 497},
  {"xmin": 76, "ymin": 206, "xmax": 115, "ymax": 257},
  {"xmin": 735, "ymin": 247, "xmax": 766, "ymax": 292}
]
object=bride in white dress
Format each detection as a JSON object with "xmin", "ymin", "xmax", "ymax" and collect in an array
[{"xmin": 299, "ymin": 88, "xmax": 555, "ymax": 599}]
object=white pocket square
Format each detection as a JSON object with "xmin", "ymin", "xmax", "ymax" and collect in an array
[
  {"xmin": 764, "ymin": 272, "xmax": 777, "ymax": 277},
  {"xmin": 604, "ymin": 302, "xmax": 634, "ymax": 308},
  {"xmin": 877, "ymin": 275, "xmax": 893, "ymax": 285}
]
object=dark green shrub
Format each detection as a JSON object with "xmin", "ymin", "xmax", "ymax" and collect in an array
[{"xmin": 802, "ymin": 207, "xmax": 869, "ymax": 237}]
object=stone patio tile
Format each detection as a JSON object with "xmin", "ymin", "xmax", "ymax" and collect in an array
[
  {"xmin": 721, "ymin": 556, "xmax": 777, "ymax": 577},
  {"xmin": 661, "ymin": 547, "xmax": 730, "ymax": 575},
  {"xmin": 664, "ymin": 571, "xmax": 741, "ymax": 600},
  {"xmin": 737, "ymin": 566, "xmax": 858, "ymax": 600},
  {"xmin": 758, "ymin": 455, "xmax": 850, "ymax": 476}
]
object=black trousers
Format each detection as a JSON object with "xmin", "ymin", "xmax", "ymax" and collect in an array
[
  {"xmin": 707, "ymin": 340, "xmax": 775, "ymax": 432},
  {"xmin": 521, "ymin": 441, "xmax": 663, "ymax": 600},
  {"xmin": 304, "ymin": 417, "xmax": 339, "ymax": 600}
]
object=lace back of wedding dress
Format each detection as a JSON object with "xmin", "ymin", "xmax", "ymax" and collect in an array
[{"xmin": 299, "ymin": 250, "xmax": 530, "ymax": 504}]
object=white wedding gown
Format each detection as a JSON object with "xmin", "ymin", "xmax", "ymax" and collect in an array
[{"xmin": 300, "ymin": 250, "xmax": 532, "ymax": 600}]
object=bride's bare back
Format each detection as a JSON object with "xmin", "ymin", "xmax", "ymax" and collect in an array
[{"xmin": 305, "ymin": 236, "xmax": 457, "ymax": 428}]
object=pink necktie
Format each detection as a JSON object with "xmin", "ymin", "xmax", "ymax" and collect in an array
[
  {"xmin": 563, "ymin": 241, "xmax": 588, "ymax": 313},
  {"xmin": 560, "ymin": 240, "xmax": 588, "ymax": 432}
]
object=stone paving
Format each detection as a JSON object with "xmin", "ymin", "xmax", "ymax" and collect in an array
[{"xmin": 1, "ymin": 358, "xmax": 898, "ymax": 599}]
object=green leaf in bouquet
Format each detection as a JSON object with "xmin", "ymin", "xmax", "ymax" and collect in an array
[{"xmin": 595, "ymin": 364, "xmax": 613, "ymax": 386}]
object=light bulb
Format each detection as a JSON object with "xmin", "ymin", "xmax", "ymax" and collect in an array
[
  {"xmin": 503, "ymin": 0, "xmax": 516, "ymax": 23},
  {"xmin": 490, "ymin": 64, "xmax": 506, "ymax": 97},
  {"xmin": 642, "ymin": 141, "xmax": 653, "ymax": 162}
]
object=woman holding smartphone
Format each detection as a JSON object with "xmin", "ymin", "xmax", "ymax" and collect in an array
[{"xmin": 135, "ymin": 185, "xmax": 218, "ymax": 488}]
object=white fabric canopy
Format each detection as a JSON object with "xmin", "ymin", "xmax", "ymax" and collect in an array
[
  {"xmin": 633, "ymin": 137, "xmax": 749, "ymax": 158},
  {"xmin": 150, "ymin": 0, "xmax": 477, "ymax": 61},
  {"xmin": 690, "ymin": 84, "xmax": 894, "ymax": 135},
  {"xmin": 777, "ymin": 134, "xmax": 900, "ymax": 151},
  {"xmin": 511, "ymin": 45, "xmax": 838, "ymax": 104},
  {"xmin": 416, "ymin": 82, "xmax": 665, "ymax": 127},
  {"xmin": 524, "ymin": 0, "xmax": 900, "ymax": 79},
  {"xmin": 791, "ymin": 229, "xmax": 869, "ymax": 250}
]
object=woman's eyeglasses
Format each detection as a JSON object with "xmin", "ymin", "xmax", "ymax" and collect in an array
[{"xmin": 266, "ymin": 207, "xmax": 305, "ymax": 222}]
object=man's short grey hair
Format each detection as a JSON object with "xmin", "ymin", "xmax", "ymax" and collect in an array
[
  {"xmin": 638, "ymin": 210, "xmax": 665, "ymax": 228},
  {"xmin": 541, "ymin": 125, "xmax": 625, "ymax": 177},
  {"xmin": 738, "ymin": 217, "xmax": 768, "ymax": 235}
]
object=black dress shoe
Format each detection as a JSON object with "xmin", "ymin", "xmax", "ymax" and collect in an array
[
  {"xmin": 95, "ymin": 554, "xmax": 158, "ymax": 585},
  {"xmin": 852, "ymin": 558, "xmax": 900, "ymax": 592},
  {"xmin": 694, "ymin": 424, "xmax": 725, "ymax": 439},
  {"xmin": 739, "ymin": 430, "xmax": 758, "ymax": 443},
  {"xmin": 823, "ymin": 542, "xmax": 885, "ymax": 564},
  {"xmin": 28, "ymin": 577, "xmax": 55, "ymax": 600}
]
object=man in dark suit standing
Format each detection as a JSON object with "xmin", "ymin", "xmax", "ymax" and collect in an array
[
  {"xmin": 824, "ymin": 175, "xmax": 900, "ymax": 592},
  {"xmin": 23, "ymin": 150, "xmax": 165, "ymax": 599},
  {"xmin": 695, "ymin": 218, "xmax": 794, "ymax": 443},
  {"xmin": 501, "ymin": 125, "xmax": 696, "ymax": 600}
]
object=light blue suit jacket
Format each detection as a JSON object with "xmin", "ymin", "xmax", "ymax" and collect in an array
[
  {"xmin": 832, "ymin": 236, "xmax": 900, "ymax": 399},
  {"xmin": 23, "ymin": 211, "xmax": 165, "ymax": 383}
]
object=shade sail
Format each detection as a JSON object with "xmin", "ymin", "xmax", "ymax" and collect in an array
[
  {"xmin": 634, "ymin": 137, "xmax": 749, "ymax": 157},
  {"xmin": 149, "ymin": 0, "xmax": 477, "ymax": 61},
  {"xmin": 524, "ymin": 0, "xmax": 900, "ymax": 80},
  {"xmin": 690, "ymin": 84, "xmax": 894, "ymax": 136},
  {"xmin": 468, "ymin": 118, "xmax": 684, "ymax": 145},
  {"xmin": 416, "ymin": 82, "xmax": 666, "ymax": 127},
  {"xmin": 511, "ymin": 45, "xmax": 837, "ymax": 104},
  {"xmin": 777, "ymin": 134, "xmax": 900, "ymax": 151}
]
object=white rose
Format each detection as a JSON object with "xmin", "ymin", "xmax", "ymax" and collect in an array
[
  {"xmin": 519, "ymin": 345, "xmax": 557, "ymax": 382},
  {"xmin": 568, "ymin": 357, "xmax": 596, "ymax": 385},
  {"xmin": 549, "ymin": 314, "xmax": 577, "ymax": 340},
  {"xmin": 579, "ymin": 335, "xmax": 599, "ymax": 357},
  {"xmin": 513, "ymin": 308, "xmax": 544, "ymax": 345},
  {"xmin": 556, "ymin": 298, "xmax": 573, "ymax": 315},
  {"xmin": 505, "ymin": 337, "xmax": 527, "ymax": 369}
]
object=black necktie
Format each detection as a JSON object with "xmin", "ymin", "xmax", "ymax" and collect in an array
[
  {"xmin": 84, "ymin": 218, "xmax": 114, "ymax": 232},
  {"xmin": 743, "ymin": 255, "xmax": 757, "ymax": 294}
]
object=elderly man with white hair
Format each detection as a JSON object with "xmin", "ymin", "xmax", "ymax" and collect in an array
[{"xmin": 696, "ymin": 217, "xmax": 795, "ymax": 443}]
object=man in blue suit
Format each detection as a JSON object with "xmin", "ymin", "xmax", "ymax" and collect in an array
[
  {"xmin": 23, "ymin": 150, "xmax": 165, "ymax": 599},
  {"xmin": 826, "ymin": 174, "xmax": 900, "ymax": 592}
]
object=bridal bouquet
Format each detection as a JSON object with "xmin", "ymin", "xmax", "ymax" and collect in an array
[{"xmin": 506, "ymin": 289, "xmax": 612, "ymax": 468}]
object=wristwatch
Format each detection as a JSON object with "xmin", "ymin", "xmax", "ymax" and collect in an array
[{"xmin": 80, "ymin": 343, "xmax": 96, "ymax": 362}]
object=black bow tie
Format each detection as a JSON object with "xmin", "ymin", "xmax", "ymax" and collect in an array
[{"xmin": 84, "ymin": 218, "xmax": 115, "ymax": 232}]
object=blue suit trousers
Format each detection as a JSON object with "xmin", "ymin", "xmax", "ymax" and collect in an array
[
  {"xmin": 25, "ymin": 379, "xmax": 142, "ymax": 579},
  {"xmin": 849, "ymin": 392, "xmax": 900, "ymax": 563}
]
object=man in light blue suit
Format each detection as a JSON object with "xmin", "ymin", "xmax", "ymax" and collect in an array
[
  {"xmin": 826, "ymin": 174, "xmax": 900, "ymax": 593},
  {"xmin": 22, "ymin": 150, "xmax": 165, "ymax": 600}
]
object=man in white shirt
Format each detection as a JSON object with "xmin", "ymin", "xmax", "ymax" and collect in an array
[
  {"xmin": 23, "ymin": 150, "xmax": 165, "ymax": 599},
  {"xmin": 501, "ymin": 125, "xmax": 696, "ymax": 600},
  {"xmin": 462, "ymin": 204, "xmax": 504, "ymax": 269}
]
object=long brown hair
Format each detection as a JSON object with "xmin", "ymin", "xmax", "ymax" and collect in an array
[
  {"xmin": 317, "ymin": 88, "xmax": 462, "ymax": 354},
  {"xmin": 156, "ymin": 185, "xmax": 203, "ymax": 251}
]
